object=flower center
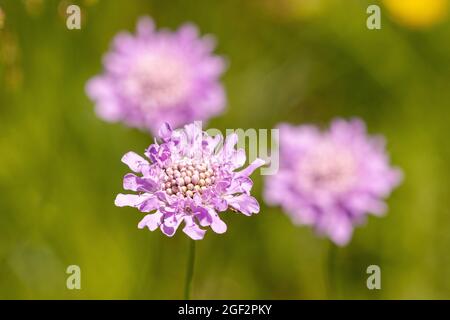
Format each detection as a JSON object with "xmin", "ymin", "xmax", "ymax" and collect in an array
[
  {"xmin": 161, "ymin": 159, "xmax": 217, "ymax": 198},
  {"xmin": 297, "ymin": 141, "xmax": 357, "ymax": 195},
  {"xmin": 123, "ymin": 52, "xmax": 191, "ymax": 109}
]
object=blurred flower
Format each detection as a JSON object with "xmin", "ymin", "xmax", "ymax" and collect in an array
[
  {"xmin": 0, "ymin": 31, "xmax": 20, "ymax": 65},
  {"xmin": 264, "ymin": 119, "xmax": 402, "ymax": 246},
  {"xmin": 5, "ymin": 66, "xmax": 23, "ymax": 91},
  {"xmin": 383, "ymin": 0, "xmax": 448, "ymax": 29},
  {"xmin": 87, "ymin": 17, "xmax": 226, "ymax": 134},
  {"xmin": 83, "ymin": 0, "xmax": 99, "ymax": 6},
  {"xmin": 115, "ymin": 122, "xmax": 264, "ymax": 240}
]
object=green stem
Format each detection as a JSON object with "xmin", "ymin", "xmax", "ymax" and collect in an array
[
  {"xmin": 184, "ymin": 240, "xmax": 196, "ymax": 300},
  {"xmin": 327, "ymin": 242, "xmax": 338, "ymax": 299}
]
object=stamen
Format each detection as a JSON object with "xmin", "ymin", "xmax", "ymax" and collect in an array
[{"xmin": 162, "ymin": 159, "xmax": 217, "ymax": 198}]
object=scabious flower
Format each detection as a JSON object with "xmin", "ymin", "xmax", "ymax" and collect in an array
[
  {"xmin": 115, "ymin": 122, "xmax": 264, "ymax": 240},
  {"xmin": 86, "ymin": 17, "xmax": 226, "ymax": 134},
  {"xmin": 264, "ymin": 118, "xmax": 402, "ymax": 246}
]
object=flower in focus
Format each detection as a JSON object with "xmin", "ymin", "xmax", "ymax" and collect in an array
[
  {"xmin": 264, "ymin": 119, "xmax": 402, "ymax": 246},
  {"xmin": 115, "ymin": 122, "xmax": 264, "ymax": 240},
  {"xmin": 86, "ymin": 17, "xmax": 226, "ymax": 134},
  {"xmin": 383, "ymin": 0, "xmax": 448, "ymax": 29}
]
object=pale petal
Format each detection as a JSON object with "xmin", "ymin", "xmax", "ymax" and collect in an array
[
  {"xmin": 121, "ymin": 152, "xmax": 149, "ymax": 173},
  {"xmin": 114, "ymin": 193, "xmax": 159, "ymax": 212},
  {"xmin": 235, "ymin": 158, "xmax": 265, "ymax": 178},
  {"xmin": 227, "ymin": 194, "xmax": 260, "ymax": 216},
  {"xmin": 138, "ymin": 211, "xmax": 163, "ymax": 231},
  {"xmin": 114, "ymin": 193, "xmax": 147, "ymax": 207}
]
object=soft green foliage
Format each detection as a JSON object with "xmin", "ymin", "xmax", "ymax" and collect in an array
[{"xmin": 0, "ymin": 0, "xmax": 449, "ymax": 299}]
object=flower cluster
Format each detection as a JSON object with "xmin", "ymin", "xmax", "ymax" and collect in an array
[
  {"xmin": 264, "ymin": 119, "xmax": 402, "ymax": 245},
  {"xmin": 87, "ymin": 16, "xmax": 403, "ymax": 246},
  {"xmin": 115, "ymin": 122, "xmax": 265, "ymax": 240},
  {"xmin": 86, "ymin": 17, "xmax": 226, "ymax": 134}
]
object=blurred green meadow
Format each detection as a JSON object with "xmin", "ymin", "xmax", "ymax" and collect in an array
[{"xmin": 0, "ymin": 0, "xmax": 450, "ymax": 299}]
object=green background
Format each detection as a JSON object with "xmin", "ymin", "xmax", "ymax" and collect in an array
[{"xmin": 0, "ymin": 0, "xmax": 449, "ymax": 299}]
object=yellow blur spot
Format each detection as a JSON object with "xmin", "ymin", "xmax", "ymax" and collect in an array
[{"xmin": 383, "ymin": 0, "xmax": 448, "ymax": 28}]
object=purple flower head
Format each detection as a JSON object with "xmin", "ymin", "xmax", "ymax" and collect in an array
[
  {"xmin": 115, "ymin": 122, "xmax": 265, "ymax": 240},
  {"xmin": 86, "ymin": 17, "xmax": 226, "ymax": 134},
  {"xmin": 264, "ymin": 118, "xmax": 402, "ymax": 246}
]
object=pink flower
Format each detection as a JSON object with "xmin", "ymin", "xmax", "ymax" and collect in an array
[
  {"xmin": 264, "ymin": 118, "xmax": 402, "ymax": 246},
  {"xmin": 86, "ymin": 17, "xmax": 226, "ymax": 134}
]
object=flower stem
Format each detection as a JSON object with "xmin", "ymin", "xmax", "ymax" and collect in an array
[
  {"xmin": 326, "ymin": 242, "xmax": 339, "ymax": 299},
  {"xmin": 184, "ymin": 240, "xmax": 196, "ymax": 300}
]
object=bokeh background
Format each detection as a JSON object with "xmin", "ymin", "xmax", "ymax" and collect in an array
[{"xmin": 1, "ymin": 0, "xmax": 449, "ymax": 299}]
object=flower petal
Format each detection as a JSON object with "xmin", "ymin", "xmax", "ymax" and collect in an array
[
  {"xmin": 205, "ymin": 134, "xmax": 222, "ymax": 154},
  {"xmin": 235, "ymin": 158, "xmax": 265, "ymax": 178},
  {"xmin": 138, "ymin": 211, "xmax": 163, "ymax": 231},
  {"xmin": 114, "ymin": 193, "xmax": 159, "ymax": 212},
  {"xmin": 227, "ymin": 194, "xmax": 260, "ymax": 216},
  {"xmin": 208, "ymin": 208, "xmax": 227, "ymax": 234},
  {"xmin": 160, "ymin": 217, "xmax": 182, "ymax": 237},
  {"xmin": 158, "ymin": 122, "xmax": 173, "ymax": 142},
  {"xmin": 213, "ymin": 197, "xmax": 228, "ymax": 212},
  {"xmin": 326, "ymin": 214, "xmax": 353, "ymax": 246},
  {"xmin": 227, "ymin": 176, "xmax": 253, "ymax": 195},
  {"xmin": 138, "ymin": 197, "xmax": 161, "ymax": 212},
  {"xmin": 220, "ymin": 133, "xmax": 238, "ymax": 160},
  {"xmin": 114, "ymin": 193, "xmax": 148, "ymax": 207},
  {"xmin": 231, "ymin": 149, "xmax": 246, "ymax": 169},
  {"xmin": 121, "ymin": 152, "xmax": 149, "ymax": 173},
  {"xmin": 136, "ymin": 16, "xmax": 155, "ymax": 38},
  {"xmin": 145, "ymin": 144, "xmax": 171, "ymax": 164}
]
